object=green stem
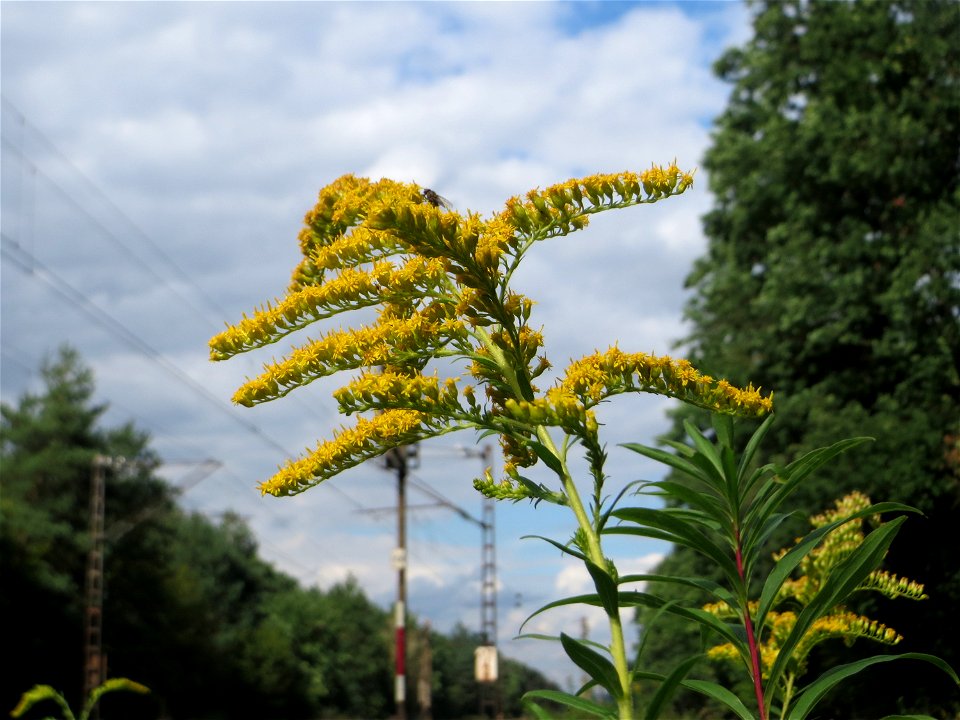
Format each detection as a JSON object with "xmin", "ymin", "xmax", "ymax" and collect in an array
[
  {"xmin": 475, "ymin": 323, "xmax": 633, "ymax": 716},
  {"xmin": 535, "ymin": 426, "xmax": 634, "ymax": 720},
  {"xmin": 778, "ymin": 673, "xmax": 796, "ymax": 720},
  {"xmin": 735, "ymin": 530, "xmax": 767, "ymax": 720}
]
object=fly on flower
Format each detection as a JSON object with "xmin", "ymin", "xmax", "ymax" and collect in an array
[{"xmin": 421, "ymin": 188, "xmax": 453, "ymax": 210}]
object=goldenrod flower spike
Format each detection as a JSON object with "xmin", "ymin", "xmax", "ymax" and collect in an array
[
  {"xmin": 258, "ymin": 409, "xmax": 435, "ymax": 496},
  {"xmin": 707, "ymin": 491, "xmax": 927, "ymax": 682},
  {"xmin": 213, "ymin": 164, "xmax": 744, "ymax": 496}
]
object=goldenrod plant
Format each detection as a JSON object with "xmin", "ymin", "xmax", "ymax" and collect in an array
[
  {"xmin": 703, "ymin": 491, "xmax": 929, "ymax": 718},
  {"xmin": 617, "ymin": 418, "xmax": 957, "ymax": 720},
  {"xmin": 11, "ymin": 679, "xmax": 149, "ymax": 720},
  {"xmin": 210, "ymin": 168, "xmax": 956, "ymax": 719}
]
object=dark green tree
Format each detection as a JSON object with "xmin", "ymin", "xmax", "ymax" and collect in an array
[
  {"xmin": 1, "ymin": 347, "xmax": 169, "ymax": 715},
  {"xmin": 1, "ymin": 348, "xmax": 557, "ymax": 719},
  {"xmin": 638, "ymin": 0, "xmax": 960, "ymax": 716}
]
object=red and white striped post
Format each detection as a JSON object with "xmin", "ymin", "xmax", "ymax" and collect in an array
[{"xmin": 387, "ymin": 446, "xmax": 409, "ymax": 720}]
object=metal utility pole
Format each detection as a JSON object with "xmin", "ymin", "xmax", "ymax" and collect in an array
[
  {"xmin": 460, "ymin": 445, "xmax": 501, "ymax": 720},
  {"xmin": 83, "ymin": 455, "xmax": 110, "ymax": 705},
  {"xmin": 82, "ymin": 456, "xmax": 219, "ymax": 710},
  {"xmin": 385, "ymin": 444, "xmax": 418, "ymax": 720}
]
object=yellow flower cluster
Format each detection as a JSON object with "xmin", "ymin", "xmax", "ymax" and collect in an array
[
  {"xmin": 776, "ymin": 491, "xmax": 926, "ymax": 604},
  {"xmin": 210, "ymin": 256, "xmax": 448, "ymax": 360},
  {"xmin": 210, "ymin": 166, "xmax": 772, "ymax": 497},
  {"xmin": 706, "ymin": 492, "xmax": 924, "ymax": 680},
  {"xmin": 498, "ymin": 163, "xmax": 695, "ymax": 240},
  {"xmin": 333, "ymin": 370, "xmax": 469, "ymax": 418},
  {"xmin": 556, "ymin": 347, "xmax": 772, "ymax": 418},
  {"xmin": 258, "ymin": 409, "xmax": 434, "ymax": 496},
  {"xmin": 232, "ymin": 311, "xmax": 465, "ymax": 407},
  {"xmin": 705, "ymin": 605, "xmax": 902, "ymax": 678}
]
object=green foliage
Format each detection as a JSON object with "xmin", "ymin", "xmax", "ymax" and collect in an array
[
  {"xmin": 0, "ymin": 347, "xmax": 547, "ymax": 719},
  {"xmin": 641, "ymin": 0, "xmax": 960, "ymax": 715},
  {"xmin": 617, "ymin": 418, "xmax": 956, "ymax": 719},
  {"xmin": 10, "ymin": 679, "xmax": 149, "ymax": 720}
]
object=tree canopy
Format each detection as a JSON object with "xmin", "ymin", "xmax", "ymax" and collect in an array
[{"xmin": 639, "ymin": 0, "xmax": 960, "ymax": 716}]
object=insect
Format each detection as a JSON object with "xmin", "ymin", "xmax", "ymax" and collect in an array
[{"xmin": 421, "ymin": 188, "xmax": 453, "ymax": 210}]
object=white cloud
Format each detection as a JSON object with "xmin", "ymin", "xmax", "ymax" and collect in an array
[{"xmin": 1, "ymin": 0, "xmax": 750, "ymax": 688}]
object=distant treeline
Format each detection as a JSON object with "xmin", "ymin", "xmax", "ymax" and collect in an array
[{"xmin": 0, "ymin": 346, "xmax": 554, "ymax": 719}]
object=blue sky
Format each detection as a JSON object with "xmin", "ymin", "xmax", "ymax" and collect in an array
[{"xmin": 1, "ymin": 0, "xmax": 752, "ymax": 689}]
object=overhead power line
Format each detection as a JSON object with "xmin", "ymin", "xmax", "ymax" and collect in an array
[
  {"xmin": 1, "ymin": 95, "xmax": 232, "ymax": 322},
  {"xmin": 1, "ymin": 234, "xmax": 365, "ymax": 510}
]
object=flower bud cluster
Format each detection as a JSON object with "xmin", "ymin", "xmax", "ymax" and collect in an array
[
  {"xmin": 706, "ymin": 602, "xmax": 902, "ymax": 679},
  {"xmin": 558, "ymin": 348, "xmax": 773, "ymax": 417},
  {"xmin": 472, "ymin": 469, "xmax": 538, "ymax": 502},
  {"xmin": 210, "ymin": 256, "xmax": 448, "ymax": 360},
  {"xmin": 232, "ymin": 310, "xmax": 465, "ymax": 407},
  {"xmin": 258, "ymin": 409, "xmax": 437, "ymax": 496},
  {"xmin": 497, "ymin": 164, "xmax": 695, "ymax": 240},
  {"xmin": 333, "ymin": 370, "xmax": 470, "ymax": 419}
]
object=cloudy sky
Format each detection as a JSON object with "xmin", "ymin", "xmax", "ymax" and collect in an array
[{"xmin": 1, "ymin": 0, "xmax": 751, "ymax": 691}]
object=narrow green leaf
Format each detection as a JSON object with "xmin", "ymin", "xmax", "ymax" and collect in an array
[
  {"xmin": 514, "ymin": 633, "xmax": 560, "ymax": 643},
  {"xmin": 523, "ymin": 698, "xmax": 553, "ymax": 720},
  {"xmin": 527, "ymin": 440, "xmax": 565, "ymax": 475},
  {"xmin": 787, "ymin": 653, "xmax": 959, "ymax": 720},
  {"xmin": 633, "ymin": 599, "xmax": 680, "ymax": 670},
  {"xmin": 683, "ymin": 419, "xmax": 726, "ymax": 484},
  {"xmin": 621, "ymin": 442, "xmax": 711, "ymax": 483},
  {"xmin": 599, "ymin": 480, "xmax": 645, "ymax": 531},
  {"xmin": 766, "ymin": 517, "xmax": 909, "ymax": 692},
  {"xmin": 650, "ymin": 479, "xmax": 729, "ymax": 522},
  {"xmin": 585, "ymin": 559, "xmax": 620, "ymax": 617},
  {"xmin": 712, "ymin": 413, "xmax": 734, "ymax": 448},
  {"xmin": 740, "ymin": 511, "xmax": 798, "ymax": 573},
  {"xmin": 514, "ymin": 475, "xmax": 567, "ymax": 506},
  {"xmin": 521, "ymin": 534, "xmax": 588, "ymax": 562},
  {"xmin": 683, "ymin": 679, "xmax": 758, "ymax": 720},
  {"xmin": 763, "ymin": 438, "xmax": 873, "ymax": 519},
  {"xmin": 520, "ymin": 593, "xmax": 603, "ymax": 632},
  {"xmin": 736, "ymin": 413, "xmax": 776, "ymax": 481},
  {"xmin": 661, "ymin": 438, "xmax": 696, "ymax": 457},
  {"xmin": 618, "ymin": 573, "xmax": 737, "ymax": 607},
  {"xmin": 619, "ymin": 591, "xmax": 746, "ymax": 650},
  {"xmin": 756, "ymin": 503, "xmax": 918, "ymax": 631},
  {"xmin": 645, "ymin": 654, "xmax": 703, "ymax": 720},
  {"xmin": 523, "ymin": 689, "xmax": 616, "ymax": 718},
  {"xmin": 560, "ymin": 632, "xmax": 622, "ymax": 699},
  {"xmin": 609, "ymin": 507, "xmax": 740, "ymax": 586}
]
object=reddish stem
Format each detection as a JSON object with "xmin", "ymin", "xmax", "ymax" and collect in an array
[{"xmin": 735, "ymin": 532, "xmax": 768, "ymax": 720}]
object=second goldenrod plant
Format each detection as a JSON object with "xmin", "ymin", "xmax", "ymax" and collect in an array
[{"xmin": 211, "ymin": 167, "xmax": 956, "ymax": 718}]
